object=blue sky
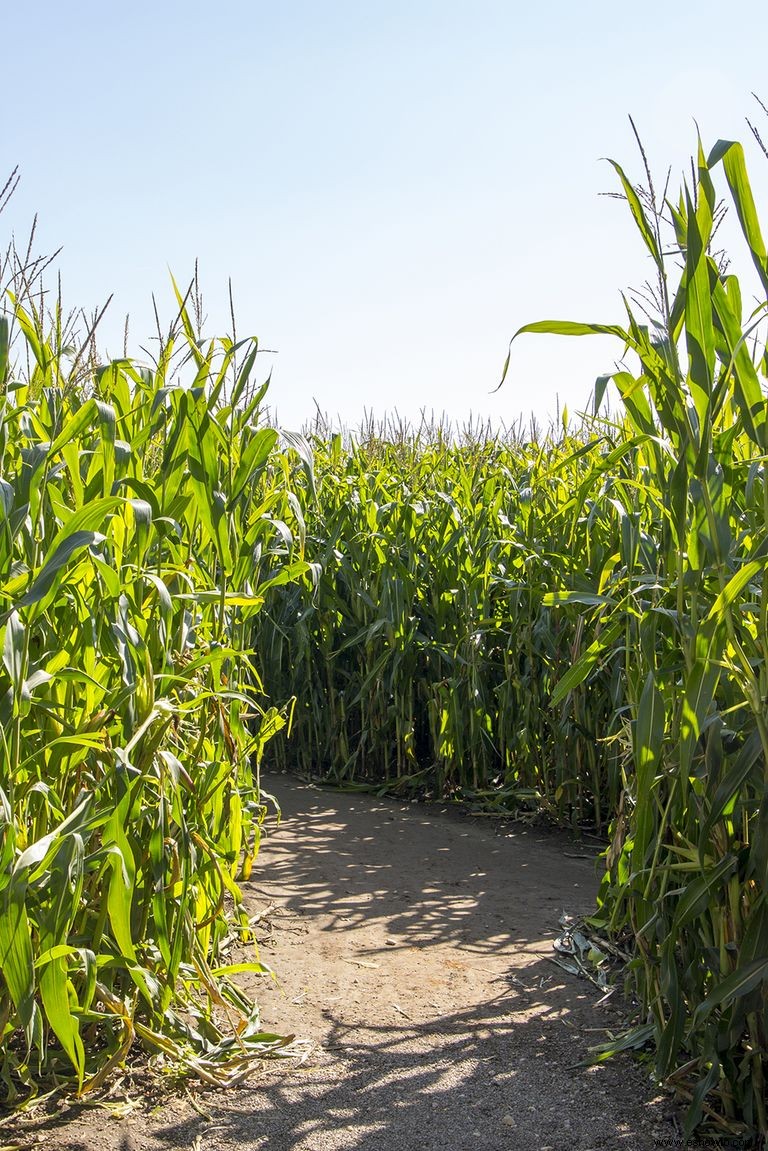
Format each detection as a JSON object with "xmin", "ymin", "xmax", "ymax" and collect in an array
[{"xmin": 4, "ymin": 1, "xmax": 768, "ymax": 430}]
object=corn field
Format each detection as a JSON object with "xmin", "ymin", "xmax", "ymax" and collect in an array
[
  {"xmin": 253, "ymin": 133, "xmax": 768, "ymax": 1138},
  {"xmin": 3, "ymin": 122, "xmax": 768, "ymax": 1140}
]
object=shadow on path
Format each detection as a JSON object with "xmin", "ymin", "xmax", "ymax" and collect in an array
[{"xmin": 24, "ymin": 775, "xmax": 677, "ymax": 1151}]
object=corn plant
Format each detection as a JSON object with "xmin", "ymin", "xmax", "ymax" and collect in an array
[
  {"xmin": 0, "ymin": 274, "xmax": 309, "ymax": 1101},
  {"xmin": 502, "ymin": 130, "xmax": 768, "ymax": 1137}
]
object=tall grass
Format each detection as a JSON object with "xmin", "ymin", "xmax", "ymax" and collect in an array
[{"xmin": 0, "ymin": 247, "xmax": 311, "ymax": 1099}]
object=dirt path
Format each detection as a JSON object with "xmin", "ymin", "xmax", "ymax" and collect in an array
[{"xmin": 15, "ymin": 774, "xmax": 679, "ymax": 1151}]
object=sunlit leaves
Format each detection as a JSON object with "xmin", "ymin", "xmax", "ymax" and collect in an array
[{"xmin": 0, "ymin": 289, "xmax": 306, "ymax": 1100}]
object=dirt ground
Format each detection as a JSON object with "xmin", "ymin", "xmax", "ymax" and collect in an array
[{"xmin": 9, "ymin": 773, "xmax": 683, "ymax": 1151}]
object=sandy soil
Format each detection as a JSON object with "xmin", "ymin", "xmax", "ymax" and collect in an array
[{"xmin": 9, "ymin": 773, "xmax": 682, "ymax": 1151}]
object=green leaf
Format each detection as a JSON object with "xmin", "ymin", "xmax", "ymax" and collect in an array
[
  {"xmin": 707, "ymin": 561, "xmax": 762, "ymax": 623},
  {"xmin": 679, "ymin": 616, "xmax": 722, "ymax": 778},
  {"xmin": 710, "ymin": 139, "xmax": 768, "ymax": 296},
  {"xmin": 103, "ymin": 807, "xmax": 137, "ymax": 963},
  {"xmin": 672, "ymin": 854, "xmax": 737, "ymax": 928},
  {"xmin": 549, "ymin": 620, "xmax": 623, "ymax": 708},
  {"xmin": 541, "ymin": 591, "xmax": 616, "ymax": 608},
  {"xmin": 2, "ymin": 611, "xmax": 24, "ymax": 688},
  {"xmin": 605, "ymin": 158, "xmax": 662, "ymax": 266},
  {"xmin": 632, "ymin": 673, "xmax": 665, "ymax": 867},
  {"xmin": 691, "ymin": 957, "xmax": 768, "ymax": 1027},
  {"xmin": 14, "ymin": 530, "xmax": 104, "ymax": 608},
  {"xmin": 699, "ymin": 731, "xmax": 764, "ymax": 856}
]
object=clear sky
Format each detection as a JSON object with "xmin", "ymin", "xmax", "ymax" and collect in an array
[{"xmin": 4, "ymin": 0, "xmax": 768, "ymax": 431}]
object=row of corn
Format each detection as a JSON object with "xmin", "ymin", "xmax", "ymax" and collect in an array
[{"xmin": 0, "ymin": 265, "xmax": 310, "ymax": 1099}]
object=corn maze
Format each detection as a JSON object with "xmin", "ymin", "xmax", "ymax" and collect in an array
[{"xmin": 1, "ymin": 131, "xmax": 767, "ymax": 1139}]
